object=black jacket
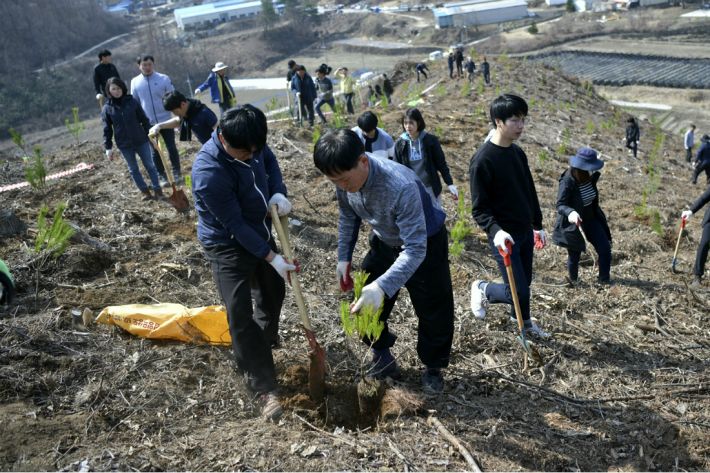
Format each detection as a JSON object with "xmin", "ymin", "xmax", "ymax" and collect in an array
[
  {"xmin": 94, "ymin": 63, "xmax": 120, "ymax": 96},
  {"xmin": 690, "ymin": 185, "xmax": 710, "ymax": 227},
  {"xmin": 626, "ymin": 122, "xmax": 640, "ymax": 143},
  {"xmin": 101, "ymin": 95, "xmax": 150, "ymax": 150},
  {"xmin": 552, "ymin": 169, "xmax": 611, "ymax": 252},
  {"xmin": 393, "ymin": 132, "xmax": 453, "ymax": 197}
]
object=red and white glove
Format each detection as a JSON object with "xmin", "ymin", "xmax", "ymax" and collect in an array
[
  {"xmin": 448, "ymin": 184, "xmax": 459, "ymax": 199},
  {"xmin": 493, "ymin": 230, "xmax": 514, "ymax": 254},
  {"xmin": 336, "ymin": 261, "xmax": 353, "ymax": 292},
  {"xmin": 269, "ymin": 254, "xmax": 296, "ymax": 281},
  {"xmin": 681, "ymin": 210, "xmax": 693, "ymax": 221},
  {"xmin": 568, "ymin": 211, "xmax": 582, "ymax": 226},
  {"xmin": 534, "ymin": 229, "xmax": 547, "ymax": 250}
]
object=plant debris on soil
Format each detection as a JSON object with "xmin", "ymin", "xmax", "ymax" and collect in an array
[{"xmin": 0, "ymin": 56, "xmax": 708, "ymax": 471}]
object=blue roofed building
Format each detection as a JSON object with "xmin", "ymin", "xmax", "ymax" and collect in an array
[
  {"xmin": 174, "ymin": 0, "xmax": 284, "ymax": 29},
  {"xmin": 432, "ymin": 0, "xmax": 528, "ymax": 28}
]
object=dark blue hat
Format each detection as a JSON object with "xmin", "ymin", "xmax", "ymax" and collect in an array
[{"xmin": 569, "ymin": 147, "xmax": 604, "ymax": 172}]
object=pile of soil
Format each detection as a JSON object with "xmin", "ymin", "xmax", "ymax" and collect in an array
[{"xmin": 0, "ymin": 57, "xmax": 708, "ymax": 471}]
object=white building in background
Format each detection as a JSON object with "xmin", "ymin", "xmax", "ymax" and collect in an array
[
  {"xmin": 174, "ymin": 0, "xmax": 284, "ymax": 29},
  {"xmin": 545, "ymin": 0, "xmax": 567, "ymax": 6},
  {"xmin": 432, "ymin": 0, "xmax": 529, "ymax": 28}
]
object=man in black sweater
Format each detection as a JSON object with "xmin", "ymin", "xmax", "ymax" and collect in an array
[
  {"xmin": 469, "ymin": 94, "xmax": 549, "ymax": 338},
  {"xmin": 93, "ymin": 49, "xmax": 120, "ymax": 108}
]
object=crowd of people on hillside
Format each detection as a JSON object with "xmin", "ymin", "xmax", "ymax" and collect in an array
[{"xmin": 11, "ymin": 46, "xmax": 699, "ymax": 422}]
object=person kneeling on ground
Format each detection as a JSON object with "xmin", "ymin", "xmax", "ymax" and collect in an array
[
  {"xmin": 314, "ymin": 129, "xmax": 454, "ymax": 394},
  {"xmin": 351, "ymin": 111, "xmax": 395, "ymax": 158},
  {"xmin": 681, "ymin": 183, "xmax": 710, "ymax": 287},
  {"xmin": 552, "ymin": 147, "xmax": 612, "ymax": 285},
  {"xmin": 149, "ymin": 90, "xmax": 218, "ymax": 145},
  {"xmin": 469, "ymin": 94, "xmax": 549, "ymax": 338},
  {"xmin": 192, "ymin": 105, "xmax": 295, "ymax": 421},
  {"xmin": 101, "ymin": 77, "xmax": 163, "ymax": 201}
]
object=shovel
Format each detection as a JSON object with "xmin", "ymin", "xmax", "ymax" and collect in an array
[
  {"xmin": 269, "ymin": 205, "xmax": 327, "ymax": 402},
  {"xmin": 149, "ymin": 136, "xmax": 190, "ymax": 212},
  {"xmin": 499, "ymin": 241, "xmax": 533, "ymax": 357},
  {"xmin": 671, "ymin": 216, "xmax": 687, "ymax": 273}
]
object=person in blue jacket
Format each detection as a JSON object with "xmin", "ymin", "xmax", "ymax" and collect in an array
[
  {"xmin": 102, "ymin": 77, "xmax": 163, "ymax": 200},
  {"xmin": 194, "ymin": 61, "xmax": 236, "ymax": 117},
  {"xmin": 682, "ymin": 182, "xmax": 710, "ymax": 287},
  {"xmin": 692, "ymin": 134, "xmax": 710, "ymax": 185},
  {"xmin": 192, "ymin": 105, "xmax": 295, "ymax": 421},
  {"xmin": 149, "ymin": 91, "xmax": 218, "ymax": 145},
  {"xmin": 290, "ymin": 65, "xmax": 317, "ymax": 126},
  {"xmin": 552, "ymin": 147, "xmax": 612, "ymax": 285}
]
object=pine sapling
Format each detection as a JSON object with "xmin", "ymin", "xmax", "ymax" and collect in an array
[
  {"xmin": 65, "ymin": 107, "xmax": 84, "ymax": 145},
  {"xmin": 450, "ymin": 191, "xmax": 473, "ymax": 258},
  {"xmin": 24, "ymin": 146, "xmax": 47, "ymax": 191}
]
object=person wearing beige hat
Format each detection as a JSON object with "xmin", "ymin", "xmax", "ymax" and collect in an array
[{"xmin": 195, "ymin": 61, "xmax": 236, "ymax": 116}]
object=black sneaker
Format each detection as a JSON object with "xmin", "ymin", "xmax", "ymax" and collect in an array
[
  {"xmin": 368, "ymin": 349, "xmax": 401, "ymax": 380},
  {"xmin": 421, "ymin": 368, "xmax": 444, "ymax": 393}
]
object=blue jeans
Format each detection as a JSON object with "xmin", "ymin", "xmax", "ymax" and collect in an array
[
  {"xmin": 485, "ymin": 230, "xmax": 534, "ymax": 324},
  {"xmin": 567, "ymin": 217, "xmax": 612, "ymax": 282},
  {"xmin": 119, "ymin": 141, "xmax": 161, "ymax": 192},
  {"xmin": 150, "ymin": 128, "xmax": 181, "ymax": 180},
  {"xmin": 315, "ymin": 97, "xmax": 335, "ymax": 123}
]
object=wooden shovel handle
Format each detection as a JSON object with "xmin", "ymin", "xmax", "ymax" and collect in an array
[
  {"xmin": 269, "ymin": 205, "xmax": 313, "ymax": 331},
  {"xmin": 498, "ymin": 241, "xmax": 524, "ymax": 332},
  {"xmin": 149, "ymin": 136, "xmax": 176, "ymax": 187}
]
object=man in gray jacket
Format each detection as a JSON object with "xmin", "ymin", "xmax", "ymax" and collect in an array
[
  {"xmin": 313, "ymin": 129, "xmax": 454, "ymax": 393},
  {"xmin": 130, "ymin": 55, "xmax": 182, "ymax": 185}
]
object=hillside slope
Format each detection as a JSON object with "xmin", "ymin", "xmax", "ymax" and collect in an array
[{"xmin": 0, "ymin": 58, "xmax": 708, "ymax": 471}]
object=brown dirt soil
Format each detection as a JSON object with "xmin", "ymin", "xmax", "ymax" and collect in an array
[{"xmin": 0, "ymin": 57, "xmax": 708, "ymax": 471}]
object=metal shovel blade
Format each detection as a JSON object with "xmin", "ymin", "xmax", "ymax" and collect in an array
[
  {"xmin": 169, "ymin": 184, "xmax": 190, "ymax": 212},
  {"xmin": 305, "ymin": 329, "xmax": 327, "ymax": 402}
]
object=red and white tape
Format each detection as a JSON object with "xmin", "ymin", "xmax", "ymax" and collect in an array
[{"xmin": 0, "ymin": 162, "xmax": 94, "ymax": 193}]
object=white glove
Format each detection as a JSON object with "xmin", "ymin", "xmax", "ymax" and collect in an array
[
  {"xmin": 96, "ymin": 93, "xmax": 103, "ymax": 101},
  {"xmin": 351, "ymin": 282, "xmax": 384, "ymax": 313},
  {"xmin": 336, "ymin": 261, "xmax": 353, "ymax": 292},
  {"xmin": 149, "ymin": 125, "xmax": 161, "ymax": 137},
  {"xmin": 194, "ymin": 88, "xmax": 201, "ymax": 96},
  {"xmin": 681, "ymin": 210, "xmax": 693, "ymax": 220},
  {"xmin": 567, "ymin": 211, "xmax": 582, "ymax": 225},
  {"xmin": 105, "ymin": 149, "xmax": 113, "ymax": 160},
  {"xmin": 493, "ymin": 230, "xmax": 514, "ymax": 254},
  {"xmin": 448, "ymin": 184, "xmax": 459, "ymax": 198},
  {"xmin": 269, "ymin": 254, "xmax": 296, "ymax": 281},
  {"xmin": 268, "ymin": 193, "xmax": 292, "ymax": 216}
]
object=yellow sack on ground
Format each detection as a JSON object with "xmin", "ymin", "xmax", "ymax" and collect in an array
[{"xmin": 96, "ymin": 303, "xmax": 231, "ymax": 345}]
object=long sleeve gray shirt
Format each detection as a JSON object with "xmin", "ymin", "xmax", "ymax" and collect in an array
[
  {"xmin": 336, "ymin": 155, "xmax": 446, "ymax": 297},
  {"xmin": 130, "ymin": 71, "xmax": 175, "ymax": 124}
]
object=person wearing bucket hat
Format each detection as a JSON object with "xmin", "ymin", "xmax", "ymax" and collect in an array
[
  {"xmin": 691, "ymin": 134, "xmax": 710, "ymax": 185},
  {"xmin": 552, "ymin": 147, "xmax": 612, "ymax": 285},
  {"xmin": 195, "ymin": 61, "xmax": 236, "ymax": 117}
]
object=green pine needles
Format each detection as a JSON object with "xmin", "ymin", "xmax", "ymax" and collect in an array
[
  {"xmin": 340, "ymin": 271, "xmax": 384, "ymax": 341},
  {"xmin": 35, "ymin": 202, "xmax": 74, "ymax": 257},
  {"xmin": 450, "ymin": 191, "xmax": 473, "ymax": 258},
  {"xmin": 65, "ymin": 107, "xmax": 84, "ymax": 145},
  {"xmin": 24, "ymin": 146, "xmax": 47, "ymax": 191}
]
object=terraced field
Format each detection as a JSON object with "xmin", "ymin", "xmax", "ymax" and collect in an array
[{"xmin": 530, "ymin": 51, "xmax": 710, "ymax": 89}]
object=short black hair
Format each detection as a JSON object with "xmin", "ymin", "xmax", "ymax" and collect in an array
[
  {"xmin": 105, "ymin": 77, "xmax": 127, "ymax": 97},
  {"xmin": 136, "ymin": 54, "xmax": 155, "ymax": 64},
  {"xmin": 489, "ymin": 94, "xmax": 528, "ymax": 128},
  {"xmin": 357, "ymin": 111, "xmax": 378, "ymax": 133},
  {"xmin": 288, "ymin": 59, "xmax": 296, "ymax": 68},
  {"xmin": 402, "ymin": 108, "xmax": 426, "ymax": 133},
  {"xmin": 626, "ymin": 117, "xmax": 636, "ymax": 124},
  {"xmin": 313, "ymin": 129, "xmax": 365, "ymax": 176},
  {"xmin": 98, "ymin": 49, "xmax": 111, "ymax": 60},
  {"xmin": 163, "ymin": 90, "xmax": 187, "ymax": 111},
  {"xmin": 296, "ymin": 64, "xmax": 307, "ymax": 72},
  {"xmin": 219, "ymin": 104, "xmax": 267, "ymax": 152}
]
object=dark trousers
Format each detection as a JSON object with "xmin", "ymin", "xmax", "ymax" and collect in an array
[
  {"xmin": 626, "ymin": 140, "xmax": 638, "ymax": 158},
  {"xmin": 416, "ymin": 70, "xmax": 427, "ymax": 82},
  {"xmin": 694, "ymin": 223, "xmax": 710, "ymax": 278},
  {"xmin": 485, "ymin": 230, "xmax": 534, "ymax": 323},
  {"xmin": 361, "ymin": 227, "xmax": 454, "ymax": 369},
  {"xmin": 203, "ymin": 241, "xmax": 285, "ymax": 394},
  {"xmin": 567, "ymin": 218, "xmax": 612, "ymax": 282},
  {"xmin": 151, "ymin": 128, "xmax": 181, "ymax": 180},
  {"xmin": 315, "ymin": 97, "xmax": 335, "ymax": 123},
  {"xmin": 692, "ymin": 160, "xmax": 710, "ymax": 185},
  {"xmin": 686, "ymin": 147, "xmax": 694, "ymax": 162},
  {"xmin": 343, "ymin": 93, "xmax": 354, "ymax": 114},
  {"xmin": 299, "ymin": 98, "xmax": 314, "ymax": 126},
  {"xmin": 219, "ymin": 102, "xmax": 231, "ymax": 118},
  {"xmin": 483, "ymin": 71, "xmax": 490, "ymax": 85}
]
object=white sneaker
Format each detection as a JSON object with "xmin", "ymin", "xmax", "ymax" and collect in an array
[
  {"xmin": 525, "ymin": 323, "xmax": 550, "ymax": 339},
  {"xmin": 470, "ymin": 280, "xmax": 488, "ymax": 320}
]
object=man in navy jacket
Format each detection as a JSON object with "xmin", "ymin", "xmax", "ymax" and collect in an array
[{"xmin": 192, "ymin": 105, "xmax": 295, "ymax": 421}]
